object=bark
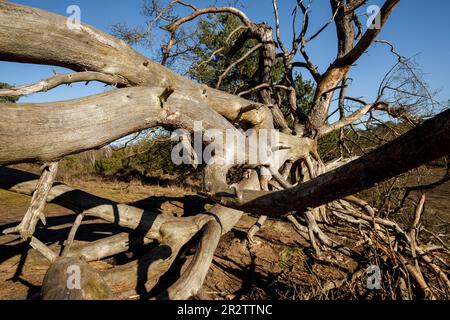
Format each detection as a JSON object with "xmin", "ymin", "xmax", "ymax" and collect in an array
[
  {"xmin": 0, "ymin": 86, "xmax": 237, "ymax": 166},
  {"xmin": 217, "ymin": 109, "xmax": 450, "ymax": 215},
  {"xmin": 2, "ymin": 108, "xmax": 449, "ymax": 218}
]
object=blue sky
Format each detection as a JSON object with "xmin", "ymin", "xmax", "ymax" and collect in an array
[{"xmin": 1, "ymin": 0, "xmax": 449, "ymax": 106}]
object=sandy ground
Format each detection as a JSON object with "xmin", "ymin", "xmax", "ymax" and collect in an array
[{"xmin": 0, "ymin": 169, "xmax": 448, "ymax": 300}]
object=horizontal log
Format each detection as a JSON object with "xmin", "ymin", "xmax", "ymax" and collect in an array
[
  {"xmin": 0, "ymin": 166, "xmax": 244, "ymax": 240},
  {"xmin": 0, "ymin": 86, "xmax": 239, "ymax": 166},
  {"xmin": 0, "ymin": 166, "xmax": 193, "ymax": 239},
  {"xmin": 218, "ymin": 109, "xmax": 450, "ymax": 215},
  {"xmin": 0, "ymin": 87, "xmax": 160, "ymax": 165}
]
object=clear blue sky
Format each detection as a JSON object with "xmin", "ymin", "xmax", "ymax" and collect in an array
[{"xmin": 1, "ymin": 0, "xmax": 449, "ymax": 106}]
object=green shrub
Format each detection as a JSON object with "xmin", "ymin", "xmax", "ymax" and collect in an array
[{"xmin": 94, "ymin": 150, "xmax": 125, "ymax": 176}]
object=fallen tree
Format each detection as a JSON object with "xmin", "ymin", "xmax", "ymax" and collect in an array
[{"xmin": 0, "ymin": 0, "xmax": 449, "ymax": 299}]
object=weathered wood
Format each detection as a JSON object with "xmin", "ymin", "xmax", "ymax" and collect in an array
[
  {"xmin": 1, "ymin": 0, "xmax": 447, "ymax": 301},
  {"xmin": 0, "ymin": 1, "xmax": 317, "ymax": 196},
  {"xmin": 0, "ymin": 1, "xmax": 270, "ymax": 127},
  {"xmin": 1, "ymin": 86, "xmax": 297, "ymax": 194},
  {"xmin": 30, "ymin": 236, "xmax": 57, "ymax": 263},
  {"xmin": 218, "ymin": 109, "xmax": 450, "ymax": 215},
  {"xmin": 0, "ymin": 71, "xmax": 128, "ymax": 97},
  {"xmin": 102, "ymin": 174, "xmax": 259, "ymax": 296},
  {"xmin": 65, "ymin": 233, "xmax": 153, "ymax": 262},
  {"xmin": 0, "ymin": 166, "xmax": 202, "ymax": 240},
  {"xmin": 62, "ymin": 212, "xmax": 86, "ymax": 256},
  {"xmin": 155, "ymin": 220, "xmax": 222, "ymax": 300},
  {"xmin": 0, "ymin": 88, "xmax": 160, "ymax": 165},
  {"xmin": 0, "ymin": 85, "xmax": 249, "ymax": 164},
  {"xmin": 41, "ymin": 257, "xmax": 112, "ymax": 300},
  {"xmin": 3, "ymin": 107, "xmax": 450, "ymax": 218}
]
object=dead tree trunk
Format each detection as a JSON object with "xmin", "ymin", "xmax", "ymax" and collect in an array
[{"xmin": 0, "ymin": 0, "xmax": 448, "ymax": 300}]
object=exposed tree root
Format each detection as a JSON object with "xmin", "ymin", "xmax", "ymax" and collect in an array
[
  {"xmin": 2, "ymin": 160, "xmax": 448, "ymax": 300},
  {"xmin": 0, "ymin": 1, "xmax": 448, "ymax": 301}
]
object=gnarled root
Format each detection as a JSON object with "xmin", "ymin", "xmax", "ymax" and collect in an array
[{"xmin": 154, "ymin": 220, "xmax": 222, "ymax": 300}]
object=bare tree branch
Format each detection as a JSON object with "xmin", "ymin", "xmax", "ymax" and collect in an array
[
  {"xmin": 319, "ymin": 101, "xmax": 389, "ymax": 136},
  {"xmin": 217, "ymin": 109, "xmax": 450, "ymax": 215},
  {"xmin": 0, "ymin": 72, "xmax": 127, "ymax": 97}
]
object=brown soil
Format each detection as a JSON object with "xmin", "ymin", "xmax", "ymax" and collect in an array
[{"xmin": 0, "ymin": 169, "xmax": 448, "ymax": 300}]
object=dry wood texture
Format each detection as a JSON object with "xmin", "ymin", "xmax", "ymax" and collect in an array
[{"xmin": 0, "ymin": 0, "xmax": 448, "ymax": 300}]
